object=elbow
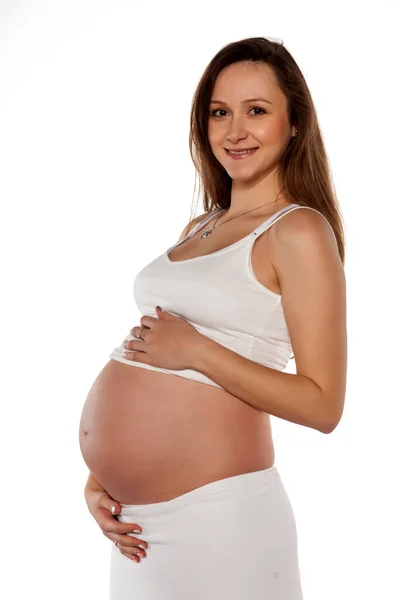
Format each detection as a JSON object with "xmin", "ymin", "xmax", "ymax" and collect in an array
[
  {"xmin": 306, "ymin": 379, "xmax": 344, "ymax": 434},
  {"xmin": 320, "ymin": 421, "xmax": 338, "ymax": 434},
  {"xmin": 320, "ymin": 408, "xmax": 344, "ymax": 434}
]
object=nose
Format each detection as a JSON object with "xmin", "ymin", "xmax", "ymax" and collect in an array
[{"xmin": 225, "ymin": 115, "xmax": 249, "ymax": 145}]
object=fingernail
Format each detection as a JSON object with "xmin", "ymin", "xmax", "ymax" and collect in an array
[
  {"xmin": 133, "ymin": 529, "xmax": 141, "ymax": 534},
  {"xmin": 111, "ymin": 505, "xmax": 116, "ymax": 514}
]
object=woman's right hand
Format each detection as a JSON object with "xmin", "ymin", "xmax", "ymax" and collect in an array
[{"xmin": 84, "ymin": 485, "xmax": 148, "ymax": 563}]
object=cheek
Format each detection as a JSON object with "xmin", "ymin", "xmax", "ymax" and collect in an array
[
  {"xmin": 258, "ymin": 119, "xmax": 288, "ymax": 144},
  {"xmin": 208, "ymin": 123, "xmax": 220, "ymax": 146}
]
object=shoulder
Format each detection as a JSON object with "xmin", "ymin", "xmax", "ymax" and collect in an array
[
  {"xmin": 269, "ymin": 205, "xmax": 343, "ymax": 301},
  {"xmin": 268, "ymin": 205, "xmax": 339, "ymax": 268},
  {"xmin": 272, "ymin": 206, "xmax": 336, "ymax": 248}
]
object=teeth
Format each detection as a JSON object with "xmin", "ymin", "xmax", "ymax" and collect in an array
[{"xmin": 228, "ymin": 149, "xmax": 256, "ymax": 155}]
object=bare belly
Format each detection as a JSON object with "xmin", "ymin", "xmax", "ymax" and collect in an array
[{"xmin": 79, "ymin": 359, "xmax": 275, "ymax": 504}]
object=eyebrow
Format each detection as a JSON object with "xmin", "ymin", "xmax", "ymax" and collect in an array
[{"xmin": 209, "ymin": 97, "xmax": 273, "ymax": 105}]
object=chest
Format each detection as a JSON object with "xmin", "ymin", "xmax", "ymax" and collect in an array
[{"xmin": 167, "ymin": 226, "xmax": 281, "ymax": 297}]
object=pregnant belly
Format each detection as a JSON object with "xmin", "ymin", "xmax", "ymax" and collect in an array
[{"xmin": 79, "ymin": 359, "xmax": 274, "ymax": 504}]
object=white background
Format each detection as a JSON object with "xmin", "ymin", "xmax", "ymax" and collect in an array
[{"xmin": 1, "ymin": 1, "xmax": 399, "ymax": 598}]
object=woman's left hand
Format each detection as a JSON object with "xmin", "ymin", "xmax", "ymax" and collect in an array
[{"xmin": 122, "ymin": 306, "xmax": 206, "ymax": 371}]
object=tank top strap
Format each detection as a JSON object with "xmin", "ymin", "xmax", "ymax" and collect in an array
[
  {"xmin": 252, "ymin": 203, "xmax": 336, "ymax": 242},
  {"xmin": 168, "ymin": 209, "xmax": 224, "ymax": 253},
  {"xmin": 252, "ymin": 204, "xmax": 300, "ymax": 237},
  {"xmin": 188, "ymin": 209, "xmax": 225, "ymax": 237}
]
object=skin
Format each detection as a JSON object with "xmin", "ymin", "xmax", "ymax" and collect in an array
[
  {"xmin": 207, "ymin": 60, "xmax": 297, "ymax": 216},
  {"xmin": 127, "ymin": 60, "xmax": 346, "ymax": 430},
  {"xmin": 89, "ymin": 60, "xmax": 346, "ymax": 563}
]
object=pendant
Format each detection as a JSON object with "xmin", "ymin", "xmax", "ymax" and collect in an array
[{"xmin": 201, "ymin": 228, "xmax": 213, "ymax": 238}]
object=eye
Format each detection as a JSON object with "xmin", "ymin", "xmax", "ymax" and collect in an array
[
  {"xmin": 249, "ymin": 107, "xmax": 266, "ymax": 116},
  {"xmin": 210, "ymin": 106, "xmax": 267, "ymax": 117},
  {"xmin": 210, "ymin": 109, "xmax": 225, "ymax": 117}
]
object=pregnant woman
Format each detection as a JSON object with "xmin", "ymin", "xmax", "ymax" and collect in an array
[{"xmin": 79, "ymin": 37, "xmax": 347, "ymax": 599}]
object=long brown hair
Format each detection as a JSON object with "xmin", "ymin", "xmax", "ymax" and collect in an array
[{"xmin": 186, "ymin": 36, "xmax": 346, "ymax": 265}]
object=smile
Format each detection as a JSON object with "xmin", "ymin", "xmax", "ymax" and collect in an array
[{"xmin": 225, "ymin": 148, "xmax": 259, "ymax": 159}]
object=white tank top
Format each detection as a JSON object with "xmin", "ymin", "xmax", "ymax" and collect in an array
[{"xmin": 109, "ymin": 203, "xmax": 336, "ymax": 388}]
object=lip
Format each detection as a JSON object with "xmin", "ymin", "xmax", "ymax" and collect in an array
[
  {"xmin": 225, "ymin": 147, "xmax": 259, "ymax": 152},
  {"xmin": 225, "ymin": 147, "xmax": 259, "ymax": 160}
]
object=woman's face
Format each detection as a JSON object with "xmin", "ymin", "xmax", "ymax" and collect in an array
[{"xmin": 208, "ymin": 61, "xmax": 296, "ymax": 183}]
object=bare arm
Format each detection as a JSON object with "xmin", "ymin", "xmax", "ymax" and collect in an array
[{"xmin": 194, "ymin": 208, "xmax": 347, "ymax": 434}]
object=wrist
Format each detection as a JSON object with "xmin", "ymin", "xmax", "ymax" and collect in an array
[{"xmin": 192, "ymin": 334, "xmax": 213, "ymax": 372}]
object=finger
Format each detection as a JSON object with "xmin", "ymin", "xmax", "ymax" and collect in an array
[
  {"xmin": 104, "ymin": 517, "xmax": 145, "ymax": 537},
  {"xmin": 103, "ymin": 529, "xmax": 148, "ymax": 549},
  {"xmin": 129, "ymin": 327, "xmax": 143, "ymax": 336},
  {"xmin": 129, "ymin": 324, "xmax": 151, "ymax": 337},
  {"xmin": 124, "ymin": 339, "xmax": 146, "ymax": 351},
  {"xmin": 110, "ymin": 534, "xmax": 148, "ymax": 561},
  {"xmin": 114, "ymin": 543, "xmax": 145, "ymax": 563},
  {"xmin": 97, "ymin": 508, "xmax": 144, "ymax": 536},
  {"xmin": 140, "ymin": 316, "xmax": 158, "ymax": 327},
  {"xmin": 94, "ymin": 496, "xmax": 143, "ymax": 532}
]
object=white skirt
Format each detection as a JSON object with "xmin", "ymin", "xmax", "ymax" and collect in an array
[{"xmin": 110, "ymin": 465, "xmax": 303, "ymax": 599}]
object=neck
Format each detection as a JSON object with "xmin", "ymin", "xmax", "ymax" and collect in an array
[
  {"xmin": 224, "ymin": 195, "xmax": 288, "ymax": 218},
  {"xmin": 227, "ymin": 172, "xmax": 288, "ymax": 216}
]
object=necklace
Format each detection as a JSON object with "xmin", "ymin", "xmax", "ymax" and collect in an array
[{"xmin": 200, "ymin": 195, "xmax": 281, "ymax": 239}]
